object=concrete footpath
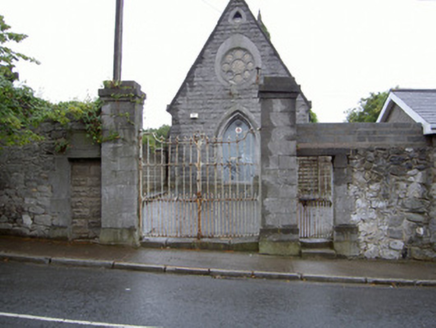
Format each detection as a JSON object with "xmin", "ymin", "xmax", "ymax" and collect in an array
[{"xmin": 1, "ymin": 236, "xmax": 435, "ymax": 287}]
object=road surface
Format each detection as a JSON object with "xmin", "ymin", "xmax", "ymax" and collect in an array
[{"xmin": 0, "ymin": 261, "xmax": 435, "ymax": 327}]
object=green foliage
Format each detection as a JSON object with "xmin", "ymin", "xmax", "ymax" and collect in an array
[
  {"xmin": 54, "ymin": 138, "xmax": 70, "ymax": 153},
  {"xmin": 0, "ymin": 74, "xmax": 49, "ymax": 146},
  {"xmin": 345, "ymin": 90, "xmax": 389, "ymax": 123},
  {"xmin": 0, "ymin": 15, "xmax": 102, "ymax": 148},
  {"xmin": 102, "ymin": 129, "xmax": 120, "ymax": 143},
  {"xmin": 54, "ymin": 99, "xmax": 103, "ymax": 144},
  {"xmin": 0, "ymin": 15, "xmax": 39, "ymax": 82},
  {"xmin": 309, "ymin": 109, "xmax": 318, "ymax": 123},
  {"xmin": 143, "ymin": 124, "xmax": 170, "ymax": 150},
  {"xmin": 0, "ymin": 73, "xmax": 102, "ymax": 148}
]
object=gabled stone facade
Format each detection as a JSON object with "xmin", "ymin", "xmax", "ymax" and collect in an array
[{"xmin": 167, "ymin": 0, "xmax": 310, "ymax": 138}]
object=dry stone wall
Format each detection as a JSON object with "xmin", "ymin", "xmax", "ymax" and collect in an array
[{"xmin": 349, "ymin": 147, "xmax": 436, "ymax": 260}]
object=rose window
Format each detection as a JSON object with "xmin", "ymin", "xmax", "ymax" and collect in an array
[{"xmin": 221, "ymin": 48, "xmax": 255, "ymax": 85}]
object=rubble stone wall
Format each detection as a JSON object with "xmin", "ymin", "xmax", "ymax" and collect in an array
[
  {"xmin": 0, "ymin": 121, "xmax": 101, "ymax": 240},
  {"xmin": 349, "ymin": 147, "xmax": 436, "ymax": 260}
]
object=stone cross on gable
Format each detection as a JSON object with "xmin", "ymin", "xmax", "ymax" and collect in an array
[{"xmin": 113, "ymin": 0, "xmax": 124, "ymax": 81}]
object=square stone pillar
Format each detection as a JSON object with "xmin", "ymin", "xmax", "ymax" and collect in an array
[
  {"xmin": 258, "ymin": 77, "xmax": 301, "ymax": 256},
  {"xmin": 98, "ymin": 81, "xmax": 146, "ymax": 246}
]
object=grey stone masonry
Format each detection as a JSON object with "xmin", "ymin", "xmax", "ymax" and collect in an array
[
  {"xmin": 98, "ymin": 81, "xmax": 145, "ymax": 247},
  {"xmin": 332, "ymin": 154, "xmax": 358, "ymax": 257},
  {"xmin": 0, "ymin": 124, "xmax": 61, "ymax": 239},
  {"xmin": 0, "ymin": 120, "xmax": 100, "ymax": 241},
  {"xmin": 167, "ymin": 0, "xmax": 309, "ymax": 139},
  {"xmin": 349, "ymin": 147, "xmax": 436, "ymax": 260},
  {"xmin": 258, "ymin": 77, "xmax": 301, "ymax": 256}
]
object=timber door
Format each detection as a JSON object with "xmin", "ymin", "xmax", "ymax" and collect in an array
[{"xmin": 142, "ymin": 131, "xmax": 259, "ymax": 239}]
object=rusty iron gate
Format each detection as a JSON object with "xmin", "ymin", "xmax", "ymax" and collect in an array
[
  {"xmin": 142, "ymin": 131, "xmax": 259, "ymax": 239},
  {"xmin": 297, "ymin": 157, "xmax": 333, "ymax": 239}
]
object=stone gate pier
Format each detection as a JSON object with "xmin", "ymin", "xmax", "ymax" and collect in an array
[
  {"xmin": 98, "ymin": 81, "xmax": 145, "ymax": 247},
  {"xmin": 258, "ymin": 77, "xmax": 301, "ymax": 256}
]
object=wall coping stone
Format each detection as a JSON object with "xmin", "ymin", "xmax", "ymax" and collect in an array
[
  {"xmin": 259, "ymin": 77, "xmax": 300, "ymax": 98},
  {"xmin": 98, "ymin": 81, "xmax": 146, "ymax": 102}
]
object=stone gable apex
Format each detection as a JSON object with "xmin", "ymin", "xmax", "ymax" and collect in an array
[
  {"xmin": 168, "ymin": 0, "xmax": 304, "ymax": 110},
  {"xmin": 167, "ymin": 0, "xmax": 310, "ymax": 137}
]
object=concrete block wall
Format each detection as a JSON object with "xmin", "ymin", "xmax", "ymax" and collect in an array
[{"xmin": 297, "ymin": 123, "xmax": 428, "ymax": 155}]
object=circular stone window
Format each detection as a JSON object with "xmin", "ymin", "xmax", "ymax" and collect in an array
[{"xmin": 221, "ymin": 48, "xmax": 255, "ymax": 85}]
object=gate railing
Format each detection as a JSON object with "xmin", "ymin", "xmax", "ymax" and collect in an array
[
  {"xmin": 142, "ymin": 132, "xmax": 259, "ymax": 238},
  {"xmin": 297, "ymin": 156, "xmax": 333, "ymax": 239},
  {"xmin": 297, "ymin": 198, "xmax": 333, "ymax": 239}
]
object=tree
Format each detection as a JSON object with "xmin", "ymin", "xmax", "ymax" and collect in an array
[
  {"xmin": 143, "ymin": 124, "xmax": 170, "ymax": 150},
  {"xmin": 0, "ymin": 15, "xmax": 39, "ymax": 81},
  {"xmin": 0, "ymin": 16, "xmax": 101, "ymax": 148},
  {"xmin": 309, "ymin": 109, "xmax": 318, "ymax": 123},
  {"xmin": 0, "ymin": 15, "xmax": 45, "ymax": 146},
  {"xmin": 345, "ymin": 90, "xmax": 389, "ymax": 123}
]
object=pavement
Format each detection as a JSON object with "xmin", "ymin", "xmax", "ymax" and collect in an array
[{"xmin": 1, "ymin": 235, "xmax": 435, "ymax": 287}]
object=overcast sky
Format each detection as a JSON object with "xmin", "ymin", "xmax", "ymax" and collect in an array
[{"xmin": 2, "ymin": 0, "xmax": 436, "ymax": 127}]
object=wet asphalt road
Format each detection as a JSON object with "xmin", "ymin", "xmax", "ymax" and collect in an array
[{"xmin": 0, "ymin": 261, "xmax": 435, "ymax": 328}]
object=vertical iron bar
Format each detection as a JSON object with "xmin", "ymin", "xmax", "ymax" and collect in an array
[
  {"xmin": 189, "ymin": 137, "xmax": 193, "ymax": 237},
  {"xmin": 195, "ymin": 136, "xmax": 202, "ymax": 239},
  {"xmin": 138, "ymin": 130, "xmax": 144, "ymax": 236},
  {"xmin": 183, "ymin": 138, "xmax": 186, "ymax": 198},
  {"xmin": 206, "ymin": 137, "xmax": 210, "ymax": 236},
  {"xmin": 227, "ymin": 137, "xmax": 232, "ymax": 236},
  {"xmin": 146, "ymin": 135, "xmax": 151, "ymax": 235},
  {"xmin": 189, "ymin": 137, "xmax": 193, "ymax": 197},
  {"xmin": 221, "ymin": 137, "xmax": 225, "ymax": 236},
  {"xmin": 235, "ymin": 135, "xmax": 240, "ymax": 236},
  {"xmin": 214, "ymin": 137, "xmax": 218, "ymax": 236},
  {"xmin": 167, "ymin": 137, "xmax": 172, "ymax": 236}
]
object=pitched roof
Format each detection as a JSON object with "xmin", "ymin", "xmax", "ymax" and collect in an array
[
  {"xmin": 167, "ymin": 0, "xmax": 310, "ymax": 109},
  {"xmin": 377, "ymin": 89, "xmax": 436, "ymax": 135}
]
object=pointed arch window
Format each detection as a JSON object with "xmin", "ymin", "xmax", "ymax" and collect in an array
[
  {"xmin": 222, "ymin": 117, "xmax": 255, "ymax": 183},
  {"xmin": 233, "ymin": 11, "xmax": 243, "ymax": 22},
  {"xmin": 229, "ymin": 8, "xmax": 246, "ymax": 25}
]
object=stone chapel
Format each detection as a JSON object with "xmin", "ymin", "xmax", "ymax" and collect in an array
[{"xmin": 167, "ymin": 0, "xmax": 311, "ymax": 138}]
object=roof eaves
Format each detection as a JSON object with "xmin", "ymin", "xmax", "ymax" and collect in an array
[
  {"xmin": 379, "ymin": 92, "xmax": 435, "ymax": 135},
  {"xmin": 377, "ymin": 93, "xmax": 395, "ymax": 123}
]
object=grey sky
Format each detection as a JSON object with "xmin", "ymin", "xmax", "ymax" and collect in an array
[{"xmin": 2, "ymin": 0, "xmax": 436, "ymax": 127}]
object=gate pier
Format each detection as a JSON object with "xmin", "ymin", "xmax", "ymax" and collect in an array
[
  {"xmin": 258, "ymin": 77, "xmax": 301, "ymax": 256},
  {"xmin": 99, "ymin": 81, "xmax": 145, "ymax": 246}
]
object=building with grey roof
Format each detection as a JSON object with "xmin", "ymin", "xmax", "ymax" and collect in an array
[{"xmin": 378, "ymin": 89, "xmax": 436, "ymax": 135}]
